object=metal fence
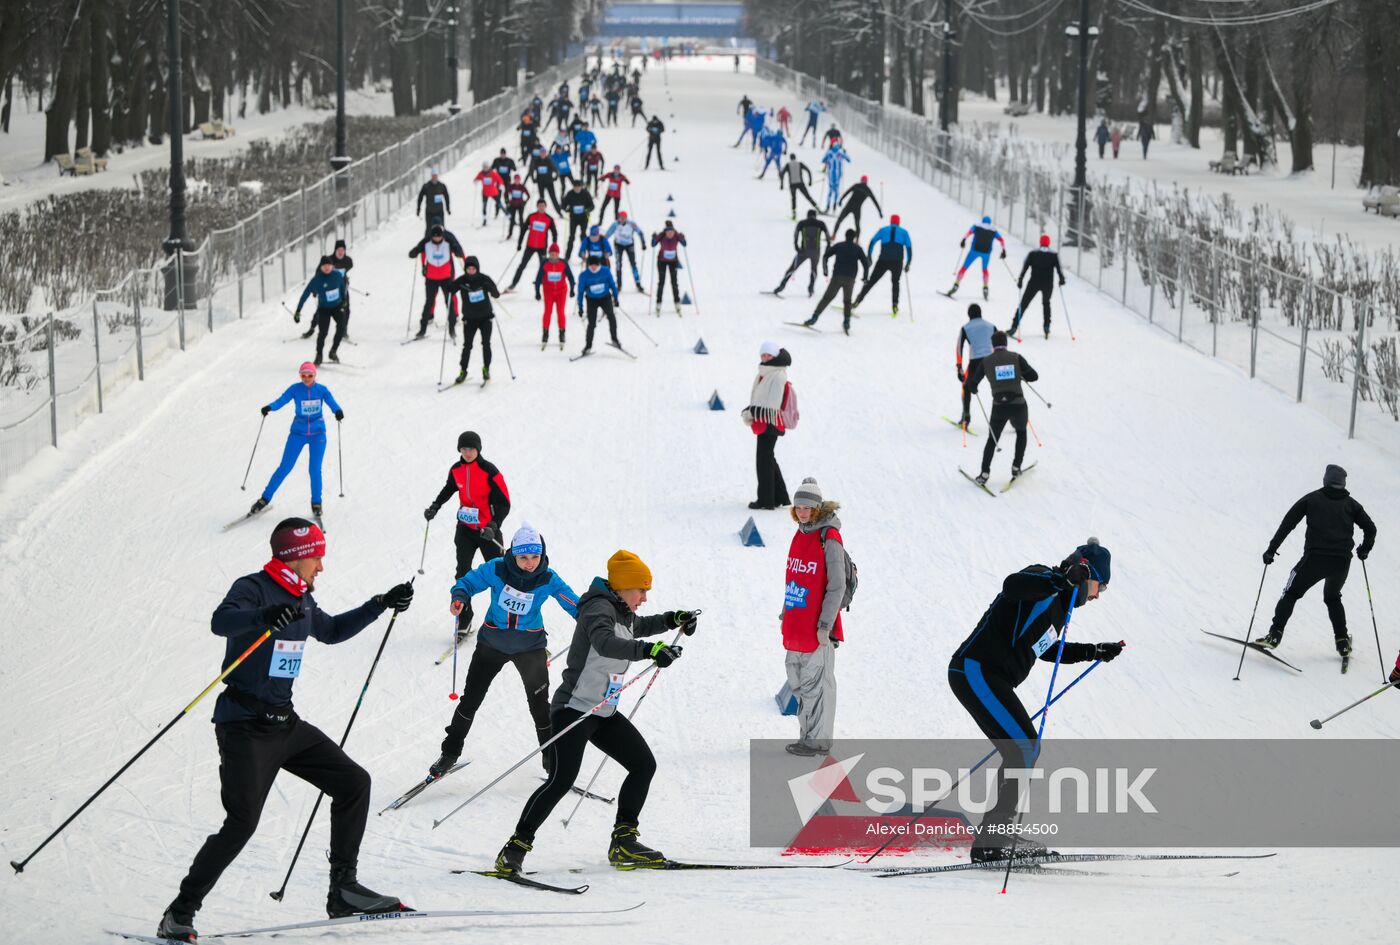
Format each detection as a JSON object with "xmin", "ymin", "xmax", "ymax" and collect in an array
[
  {"xmin": 756, "ymin": 59, "xmax": 1400, "ymax": 448},
  {"xmin": 0, "ymin": 58, "xmax": 583, "ymax": 488}
]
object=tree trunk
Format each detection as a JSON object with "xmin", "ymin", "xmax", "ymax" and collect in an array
[
  {"xmin": 1141, "ymin": 16, "xmax": 1164, "ymax": 121},
  {"xmin": 89, "ymin": 0, "xmax": 112, "ymax": 155},
  {"xmin": 1359, "ymin": 0, "xmax": 1400, "ymax": 186},
  {"xmin": 44, "ymin": 1, "xmax": 85, "ymax": 161},
  {"xmin": 75, "ymin": 7, "xmax": 92, "ymax": 151},
  {"xmin": 1186, "ymin": 30, "xmax": 1203, "ymax": 148}
]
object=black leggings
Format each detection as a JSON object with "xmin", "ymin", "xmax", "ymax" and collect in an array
[
  {"xmin": 948, "ymin": 660, "xmax": 1038, "ymax": 844},
  {"xmin": 421, "ymin": 279, "xmax": 459, "ymax": 329},
  {"xmin": 459, "ymin": 318, "xmax": 493, "ymax": 370},
  {"xmin": 511, "ymin": 246, "xmax": 547, "ymax": 288},
  {"xmin": 656, "ymin": 260, "xmax": 681, "ymax": 303},
  {"xmin": 981, "ymin": 402, "xmax": 1028, "ymax": 473},
  {"xmin": 1012, "ymin": 280, "xmax": 1055, "ymax": 334},
  {"xmin": 441, "ymin": 645, "xmax": 552, "ymax": 755},
  {"xmin": 755, "ymin": 427, "xmax": 789, "ymax": 506},
  {"xmin": 585, "ymin": 296, "xmax": 618, "ymax": 347},
  {"xmin": 454, "ymin": 524, "xmax": 503, "ymax": 580},
  {"xmin": 789, "ymin": 184, "xmax": 819, "ymax": 214},
  {"xmin": 600, "ymin": 193, "xmax": 622, "ymax": 222},
  {"xmin": 645, "ymin": 139, "xmax": 664, "ymax": 169},
  {"xmin": 1269, "ymin": 553, "xmax": 1351, "ymax": 641},
  {"xmin": 855, "ymin": 258, "xmax": 904, "ymax": 307},
  {"xmin": 776, "ymin": 251, "xmax": 819, "ymax": 293},
  {"xmin": 566, "ymin": 216, "xmax": 589, "ymax": 257},
  {"xmin": 313, "ymin": 306, "xmax": 347, "ymax": 359},
  {"xmin": 516, "ymin": 707, "xmax": 656, "ymax": 839}
]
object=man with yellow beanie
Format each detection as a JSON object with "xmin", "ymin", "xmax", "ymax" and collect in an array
[{"xmin": 495, "ymin": 550, "xmax": 699, "ymax": 874}]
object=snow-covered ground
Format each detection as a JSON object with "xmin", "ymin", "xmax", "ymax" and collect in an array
[{"xmin": 1, "ymin": 56, "xmax": 1396, "ymax": 945}]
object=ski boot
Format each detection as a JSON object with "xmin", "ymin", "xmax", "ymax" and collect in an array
[
  {"xmin": 429, "ymin": 748, "xmax": 460, "ymax": 779},
  {"xmin": 635, "ymin": 281, "xmax": 645, "ymax": 293},
  {"xmin": 891, "ymin": 304, "xmax": 899, "ymax": 319},
  {"xmin": 958, "ymin": 413, "xmax": 972, "ymax": 430},
  {"xmin": 559, "ymin": 328, "xmax": 566, "ymax": 349},
  {"xmin": 982, "ymin": 285, "xmax": 989, "ymax": 301},
  {"xmin": 802, "ymin": 316, "xmax": 818, "ymax": 328},
  {"xmin": 311, "ymin": 502, "xmax": 323, "ymax": 518},
  {"xmin": 482, "ymin": 364, "xmax": 491, "ymax": 381},
  {"xmin": 842, "ymin": 318, "xmax": 851, "ymax": 336},
  {"xmin": 541, "ymin": 328, "xmax": 549, "ymax": 345},
  {"xmin": 1337, "ymin": 634, "xmax": 1353, "ymax": 673},
  {"xmin": 1252, "ymin": 629, "xmax": 1283, "ymax": 650},
  {"xmin": 974, "ymin": 472, "xmax": 990, "ymax": 487},
  {"xmin": 414, "ymin": 326, "xmax": 428, "ymax": 340},
  {"xmin": 1011, "ymin": 465, "xmax": 1023, "ymax": 479},
  {"xmin": 326, "ymin": 865, "xmax": 404, "ymax": 918},
  {"xmin": 808, "ymin": 286, "xmax": 815, "ymax": 298},
  {"xmin": 608, "ymin": 823, "xmax": 667, "ymax": 870},
  {"xmin": 313, "ymin": 355, "xmax": 323, "ymax": 367},
  {"xmin": 327, "ymin": 349, "xmax": 340, "ymax": 363},
  {"xmin": 157, "ymin": 907, "xmax": 198, "ymax": 944},
  {"xmin": 301, "ymin": 327, "xmax": 315, "ymax": 340},
  {"xmin": 771, "ymin": 287, "xmax": 784, "ymax": 297},
  {"xmin": 784, "ymin": 741, "xmax": 828, "ymax": 757},
  {"xmin": 970, "ymin": 837, "xmax": 1056, "ymax": 864},
  {"xmin": 249, "ymin": 496, "xmax": 269, "ymax": 515},
  {"xmin": 946, "ymin": 281, "xmax": 960, "ymax": 296},
  {"xmin": 455, "ymin": 369, "xmax": 467, "ymax": 385},
  {"xmin": 494, "ymin": 833, "xmax": 533, "ymax": 876}
]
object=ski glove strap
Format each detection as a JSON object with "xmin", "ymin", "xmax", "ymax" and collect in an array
[
  {"xmin": 670, "ymin": 609, "xmax": 702, "ymax": 635},
  {"xmin": 649, "ymin": 641, "xmax": 683, "ymax": 667},
  {"xmin": 260, "ymin": 602, "xmax": 301, "ymax": 631}
]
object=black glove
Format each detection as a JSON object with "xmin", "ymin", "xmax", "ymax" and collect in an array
[
  {"xmin": 481, "ymin": 524, "xmax": 504, "ymax": 554},
  {"xmin": 1357, "ymin": 547, "xmax": 1370, "ymax": 562},
  {"xmin": 260, "ymin": 602, "xmax": 301, "ymax": 631},
  {"xmin": 956, "ymin": 368, "xmax": 965, "ymax": 383},
  {"xmin": 293, "ymin": 311, "xmax": 302, "ymax": 324},
  {"xmin": 959, "ymin": 239, "xmax": 966, "ymax": 248},
  {"xmin": 1262, "ymin": 550, "xmax": 1276, "ymax": 565},
  {"xmin": 649, "ymin": 641, "xmax": 683, "ymax": 667},
  {"xmin": 376, "ymin": 581, "xmax": 415, "ymax": 613},
  {"xmin": 670, "ymin": 609, "xmax": 700, "ymax": 635},
  {"xmin": 535, "ymin": 289, "xmax": 542, "ymax": 300},
  {"xmin": 261, "ymin": 405, "xmax": 271, "ymax": 416},
  {"xmin": 1094, "ymin": 641, "xmax": 1125, "ymax": 662},
  {"xmin": 1059, "ymin": 278, "xmax": 1066, "ymax": 287},
  {"xmin": 334, "ymin": 410, "xmax": 344, "ymax": 421},
  {"xmin": 1390, "ymin": 661, "xmax": 1400, "ymax": 688},
  {"xmin": 1053, "ymin": 562, "xmax": 1092, "ymax": 591},
  {"xmin": 424, "ymin": 506, "xmax": 438, "ymax": 521},
  {"xmin": 1000, "ymin": 250, "xmax": 1007, "ymax": 259}
]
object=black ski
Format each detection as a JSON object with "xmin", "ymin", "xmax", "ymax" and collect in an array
[
  {"xmin": 607, "ymin": 341, "xmax": 638, "ymax": 359},
  {"xmin": 221, "ymin": 504, "xmax": 272, "ymax": 532},
  {"xmin": 939, "ymin": 288, "xmax": 958, "ymax": 298},
  {"xmin": 535, "ymin": 776, "xmax": 615, "ymax": 804},
  {"xmin": 458, "ymin": 870, "xmax": 589, "ymax": 895},
  {"xmin": 1199, "ymin": 630, "xmax": 1303, "ymax": 673},
  {"xmin": 958, "ymin": 468, "xmax": 997, "ymax": 498},
  {"xmin": 784, "ymin": 321, "xmax": 819, "ymax": 331},
  {"xmin": 873, "ymin": 852, "xmax": 1276, "ymax": 877},
  {"xmin": 378, "ymin": 762, "xmax": 471, "ymax": 814},
  {"xmin": 401, "ymin": 335, "xmax": 430, "ymax": 346},
  {"xmin": 616, "ymin": 859, "xmax": 852, "ymax": 872}
]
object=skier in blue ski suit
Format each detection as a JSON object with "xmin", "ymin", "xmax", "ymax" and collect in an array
[
  {"xmin": 822, "ymin": 145, "xmax": 850, "ymax": 211},
  {"xmin": 759, "ymin": 128, "xmax": 787, "ymax": 179},
  {"xmin": 252, "ymin": 362, "xmax": 343, "ymax": 516},
  {"xmin": 577, "ymin": 257, "xmax": 622, "ymax": 352},
  {"xmin": 800, "ymin": 101, "xmax": 826, "ymax": 146},
  {"xmin": 293, "ymin": 257, "xmax": 349, "ymax": 365},
  {"xmin": 577, "ymin": 226, "xmax": 613, "ymax": 267},
  {"xmin": 736, "ymin": 107, "xmax": 765, "ymax": 149},
  {"xmin": 953, "ymin": 216, "xmax": 1007, "ymax": 298}
]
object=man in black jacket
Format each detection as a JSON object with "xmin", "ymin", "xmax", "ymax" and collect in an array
[
  {"xmin": 416, "ymin": 169, "xmax": 450, "ymax": 232},
  {"xmin": 560, "ymin": 179, "xmax": 595, "ymax": 258},
  {"xmin": 1011, "ymin": 235, "xmax": 1066, "ymax": 338},
  {"xmin": 157, "ymin": 519, "xmax": 413, "ymax": 943},
  {"xmin": 644, "ymin": 115, "xmax": 666, "ymax": 169},
  {"xmin": 969, "ymin": 331, "xmax": 1039, "ymax": 484},
  {"xmin": 805, "ymin": 229, "xmax": 869, "ymax": 333},
  {"xmin": 1257, "ymin": 465, "xmax": 1377, "ymax": 658},
  {"xmin": 832, "ymin": 175, "xmax": 883, "ymax": 240},
  {"xmin": 773, "ymin": 210, "xmax": 829, "ymax": 297}
]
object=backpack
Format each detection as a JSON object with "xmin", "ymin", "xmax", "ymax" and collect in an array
[
  {"xmin": 778, "ymin": 382, "xmax": 800, "ymax": 431},
  {"xmin": 819, "ymin": 527, "xmax": 858, "ymax": 612}
]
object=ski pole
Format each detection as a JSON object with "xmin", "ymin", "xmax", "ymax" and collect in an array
[
  {"xmin": 1361, "ymin": 560, "xmax": 1385, "ymax": 681},
  {"xmin": 405, "ymin": 261, "xmax": 418, "ymax": 338},
  {"xmin": 240, "ymin": 415, "xmax": 267, "ymax": 491},
  {"xmin": 863, "ymin": 645, "xmax": 1112, "ymax": 864},
  {"xmin": 437, "ymin": 304, "xmax": 453, "ymax": 388},
  {"xmin": 561, "ymin": 623, "xmax": 692, "ymax": 828},
  {"xmin": 349, "ymin": 287, "xmax": 371, "ymax": 297},
  {"xmin": 681, "ymin": 244, "xmax": 701, "ymax": 316},
  {"xmin": 451, "ymin": 615, "xmax": 461, "ymax": 699},
  {"xmin": 336, "ymin": 419, "xmax": 345, "ymax": 497},
  {"xmin": 976, "ymin": 392, "xmax": 1002, "ymax": 453},
  {"xmin": 1026, "ymin": 382, "xmax": 1052, "ymax": 408},
  {"xmin": 11, "ymin": 625, "xmax": 279, "ymax": 873},
  {"xmin": 417, "ymin": 521, "xmax": 431, "ymax": 575},
  {"xmin": 1027, "ymin": 418, "xmax": 1044, "ymax": 448},
  {"xmin": 433, "ymin": 662, "xmax": 665, "ymax": 829},
  {"xmin": 618, "ymin": 304, "xmax": 658, "ymax": 347},
  {"xmin": 1058, "ymin": 289, "xmax": 1077, "ymax": 341},
  {"xmin": 492, "ymin": 307, "xmax": 518, "ymax": 379},
  {"xmin": 904, "ymin": 271, "xmax": 914, "ymax": 322},
  {"xmin": 1309, "ymin": 681, "xmax": 1394, "ymax": 730},
  {"xmin": 497, "ymin": 246, "xmax": 520, "ymax": 286},
  {"xmin": 270, "ymin": 585, "xmax": 411, "ymax": 901},
  {"xmin": 1232, "ymin": 564, "xmax": 1270, "ymax": 680}
]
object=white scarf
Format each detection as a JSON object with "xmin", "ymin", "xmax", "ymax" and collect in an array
[{"xmin": 743, "ymin": 363, "xmax": 788, "ymax": 426}]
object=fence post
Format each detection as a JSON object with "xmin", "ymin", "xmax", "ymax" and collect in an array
[
  {"xmin": 133, "ymin": 284, "xmax": 145, "ymax": 380},
  {"xmin": 91, "ymin": 298, "xmax": 104, "ymax": 414},
  {"xmin": 1297, "ymin": 284, "xmax": 1309, "ymax": 403},
  {"xmin": 1121, "ymin": 208, "xmax": 1130, "ymax": 305},
  {"xmin": 46, "ymin": 314, "xmax": 58, "ymax": 448},
  {"xmin": 207, "ymin": 276, "xmax": 215, "ymax": 333},
  {"xmin": 1249, "ymin": 264, "xmax": 1259, "ymax": 379},
  {"xmin": 1176, "ymin": 244, "xmax": 1186, "ymax": 342},
  {"xmin": 1056, "ymin": 184, "xmax": 1065, "ymax": 255},
  {"xmin": 301, "ymin": 185, "xmax": 309, "ymax": 278},
  {"xmin": 1348, "ymin": 301, "xmax": 1368, "ymax": 439},
  {"xmin": 259, "ymin": 212, "xmax": 267, "ymax": 304},
  {"xmin": 1147, "ymin": 224, "xmax": 1156, "ymax": 324},
  {"xmin": 176, "ymin": 249, "xmax": 187, "ymax": 351},
  {"xmin": 1209, "ymin": 242, "xmax": 1218, "ymax": 358}
]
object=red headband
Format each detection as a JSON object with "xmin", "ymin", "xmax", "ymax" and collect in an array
[{"xmin": 271, "ymin": 523, "xmax": 326, "ymax": 562}]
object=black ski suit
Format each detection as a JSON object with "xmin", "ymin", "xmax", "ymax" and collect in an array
[
  {"xmin": 1012, "ymin": 249, "xmax": 1066, "ymax": 335},
  {"xmin": 1265, "ymin": 486, "xmax": 1377, "ymax": 646},
  {"xmin": 833, "ymin": 182, "xmax": 882, "ymax": 239},
  {"xmin": 811, "ymin": 238, "xmax": 869, "ymax": 325},
  {"xmin": 776, "ymin": 217, "xmax": 830, "ymax": 294},
  {"xmin": 645, "ymin": 117, "xmax": 666, "ymax": 169},
  {"xmin": 453, "ymin": 270, "xmax": 501, "ymax": 373},
  {"xmin": 417, "ymin": 180, "xmax": 451, "ymax": 231},
  {"xmin": 560, "ymin": 188, "xmax": 595, "ymax": 257},
  {"xmin": 969, "ymin": 348, "xmax": 1038, "ymax": 473}
]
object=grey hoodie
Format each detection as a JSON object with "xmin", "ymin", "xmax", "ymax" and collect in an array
[
  {"xmin": 793, "ymin": 503, "xmax": 847, "ymax": 635},
  {"xmin": 552, "ymin": 577, "xmax": 673, "ymax": 716}
]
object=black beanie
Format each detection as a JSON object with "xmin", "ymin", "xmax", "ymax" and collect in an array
[
  {"xmin": 319, "ymin": 255, "xmax": 334, "ymax": 267},
  {"xmin": 334, "ymin": 239, "xmax": 346, "ymax": 250},
  {"xmin": 1323, "ymin": 464, "xmax": 1347, "ymax": 488},
  {"xmin": 464, "ymin": 255, "xmax": 479, "ymax": 270},
  {"xmin": 458, "ymin": 430, "xmax": 482, "ymax": 451},
  {"xmin": 968, "ymin": 304, "xmax": 982, "ymax": 319},
  {"xmin": 431, "ymin": 224, "xmax": 444, "ymax": 236}
]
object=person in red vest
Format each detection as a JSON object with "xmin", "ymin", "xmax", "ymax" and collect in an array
[
  {"xmin": 424, "ymin": 431, "xmax": 512, "ymax": 635},
  {"xmin": 599, "ymin": 165, "xmax": 630, "ymax": 223},
  {"xmin": 409, "ymin": 225, "xmax": 465, "ymax": 339},
  {"xmin": 473, "ymin": 163, "xmax": 504, "ymax": 225},
  {"xmin": 509, "ymin": 200, "xmax": 557, "ymax": 290},
  {"xmin": 781, "ymin": 477, "xmax": 846, "ymax": 757},
  {"xmin": 534, "ymin": 243, "xmax": 575, "ymax": 348}
]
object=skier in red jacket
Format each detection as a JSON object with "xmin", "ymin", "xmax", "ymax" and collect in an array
[
  {"xmin": 473, "ymin": 164, "xmax": 504, "ymax": 225},
  {"xmin": 509, "ymin": 200, "xmax": 558, "ymax": 289},
  {"xmin": 534, "ymin": 243, "xmax": 575, "ymax": 349},
  {"xmin": 599, "ymin": 166, "xmax": 630, "ymax": 223},
  {"xmin": 409, "ymin": 225, "xmax": 464, "ymax": 338}
]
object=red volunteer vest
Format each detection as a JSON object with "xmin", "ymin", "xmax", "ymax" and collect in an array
[{"xmin": 781, "ymin": 527, "xmax": 844, "ymax": 653}]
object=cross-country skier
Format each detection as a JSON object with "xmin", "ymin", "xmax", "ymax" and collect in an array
[
  {"xmin": 473, "ymin": 163, "xmax": 504, "ymax": 225},
  {"xmin": 1256, "ymin": 465, "xmax": 1376, "ymax": 664},
  {"xmin": 854, "ymin": 214, "xmax": 912, "ymax": 315},
  {"xmin": 417, "ymin": 168, "xmax": 451, "ymax": 232},
  {"xmin": 779, "ymin": 154, "xmax": 820, "ymax": 218},
  {"xmin": 493, "ymin": 551, "xmax": 698, "ymax": 875},
  {"xmin": 423, "ymin": 431, "xmax": 511, "ymax": 626},
  {"xmin": 949, "ymin": 538, "xmax": 1119, "ymax": 862},
  {"xmin": 955, "ymin": 304, "xmax": 997, "ymax": 430},
  {"xmin": 738, "ymin": 94, "xmax": 753, "ymax": 118},
  {"xmin": 735, "ymin": 105, "xmax": 763, "ymax": 149},
  {"xmin": 529, "ymin": 147, "xmax": 562, "ymax": 214},
  {"xmin": 782, "ymin": 477, "xmax": 846, "ymax": 756},
  {"xmin": 329, "ymin": 240, "xmax": 355, "ymax": 342},
  {"xmin": 509, "ymin": 201, "xmax": 558, "ymax": 289},
  {"xmin": 821, "ymin": 144, "xmax": 850, "ymax": 212},
  {"xmin": 155, "ymin": 520, "xmax": 414, "ymax": 943},
  {"xmin": 491, "ymin": 148, "xmax": 517, "ymax": 184},
  {"xmin": 607, "ymin": 211, "xmax": 647, "ymax": 292},
  {"xmin": 517, "ymin": 112, "xmax": 540, "ymax": 160},
  {"xmin": 535, "ymin": 243, "xmax": 575, "ymax": 348},
  {"xmin": 759, "ymin": 127, "xmax": 787, "ymax": 179},
  {"xmin": 577, "ymin": 254, "xmax": 622, "ymax": 354},
  {"xmin": 968, "ymin": 331, "xmax": 1037, "ymax": 485},
  {"xmin": 599, "ymin": 165, "xmax": 630, "ymax": 222},
  {"xmin": 645, "ymin": 115, "xmax": 666, "ymax": 169},
  {"xmin": 604, "ymin": 86, "xmax": 621, "ymax": 125},
  {"xmin": 582, "ymin": 145, "xmax": 606, "ymax": 194},
  {"xmin": 560, "ymin": 179, "xmax": 595, "ymax": 258},
  {"xmin": 409, "ymin": 225, "xmax": 465, "ymax": 339},
  {"xmin": 1011, "ymin": 235, "xmax": 1066, "ymax": 339},
  {"xmin": 821, "ymin": 123, "xmax": 843, "ymax": 150},
  {"xmin": 249, "ymin": 362, "xmax": 342, "ymax": 519},
  {"xmin": 950, "ymin": 216, "xmax": 1007, "ymax": 300},
  {"xmin": 773, "ymin": 209, "xmax": 829, "ymax": 297},
  {"xmin": 427, "ymin": 523, "xmax": 580, "ymax": 780},
  {"xmin": 292, "ymin": 255, "xmax": 348, "ymax": 365},
  {"xmin": 651, "ymin": 220, "xmax": 687, "ymax": 312},
  {"xmin": 505, "ymin": 176, "xmax": 531, "ymax": 245},
  {"xmin": 776, "ymin": 105, "xmax": 792, "ymax": 137},
  {"xmin": 800, "ymin": 100, "xmax": 825, "ymax": 146},
  {"xmin": 630, "ymin": 92, "xmax": 646, "ymax": 126},
  {"xmin": 577, "ymin": 225, "xmax": 612, "ymax": 268},
  {"xmin": 452, "ymin": 256, "xmax": 502, "ymax": 385},
  {"xmin": 804, "ymin": 229, "xmax": 868, "ymax": 333},
  {"xmin": 549, "ymin": 143, "xmax": 576, "ymax": 189},
  {"xmin": 832, "ymin": 174, "xmax": 883, "ymax": 239}
]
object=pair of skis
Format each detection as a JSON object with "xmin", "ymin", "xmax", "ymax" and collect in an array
[
  {"xmin": 459, "ymin": 858, "xmax": 852, "ymax": 896},
  {"xmin": 959, "ymin": 461, "xmax": 1037, "ymax": 496},
  {"xmin": 569, "ymin": 341, "xmax": 636, "ymax": 362},
  {"xmin": 866, "ymin": 851, "xmax": 1276, "ymax": 878},
  {"xmin": 1200, "ymin": 629, "xmax": 1304, "ymax": 673}
]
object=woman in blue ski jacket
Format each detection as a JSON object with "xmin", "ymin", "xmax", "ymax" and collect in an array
[{"xmin": 250, "ymin": 361, "xmax": 343, "ymax": 518}]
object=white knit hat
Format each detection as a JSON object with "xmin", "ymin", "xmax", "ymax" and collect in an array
[
  {"xmin": 793, "ymin": 477, "xmax": 824, "ymax": 509},
  {"xmin": 510, "ymin": 522, "xmax": 543, "ymax": 555},
  {"xmin": 759, "ymin": 340, "xmax": 781, "ymax": 358}
]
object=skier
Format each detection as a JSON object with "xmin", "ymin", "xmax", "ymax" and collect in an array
[
  {"xmin": 329, "ymin": 240, "xmax": 354, "ymax": 342},
  {"xmin": 607, "ymin": 211, "xmax": 647, "ymax": 292},
  {"xmin": 734, "ymin": 105, "xmax": 762, "ymax": 149},
  {"xmin": 548, "ymin": 92, "xmax": 572, "ymax": 132},
  {"xmin": 782, "ymin": 477, "xmax": 846, "ymax": 756},
  {"xmin": 629, "ymin": 92, "xmax": 646, "ymax": 127},
  {"xmin": 529, "ymin": 147, "xmax": 562, "ymax": 214},
  {"xmin": 473, "ymin": 163, "xmax": 504, "ymax": 225},
  {"xmin": 535, "ymin": 243, "xmax": 575, "ymax": 348},
  {"xmin": 427, "ymin": 523, "xmax": 581, "ymax": 779},
  {"xmin": 853, "ymin": 214, "xmax": 912, "ymax": 315},
  {"xmin": 505, "ymin": 175, "xmax": 531, "ymax": 245},
  {"xmin": 577, "ymin": 254, "xmax": 622, "ymax": 354},
  {"xmin": 604, "ymin": 86, "xmax": 621, "ymax": 125},
  {"xmin": 804, "ymin": 229, "xmax": 869, "ymax": 333},
  {"xmin": 492, "ymin": 551, "xmax": 697, "ymax": 875},
  {"xmin": 949, "ymin": 216, "xmax": 1006, "ymax": 300},
  {"xmin": 599, "ymin": 165, "xmax": 630, "ymax": 222},
  {"xmin": 968, "ymin": 331, "xmax": 1038, "ymax": 486},
  {"xmin": 582, "ymin": 144, "xmax": 606, "ymax": 194},
  {"xmin": 758, "ymin": 127, "xmax": 787, "ymax": 179},
  {"xmin": 509, "ymin": 200, "xmax": 558, "ymax": 290},
  {"xmin": 949, "ymin": 538, "xmax": 1119, "ymax": 862},
  {"xmin": 954, "ymin": 304, "xmax": 997, "ymax": 430},
  {"xmin": 452, "ymin": 256, "xmax": 502, "ymax": 385},
  {"xmin": 249, "ymin": 362, "xmax": 343, "ymax": 519},
  {"xmin": 772, "ymin": 209, "xmax": 829, "ymax": 297},
  {"xmin": 742, "ymin": 341, "xmax": 793, "ymax": 509},
  {"xmin": 292, "ymin": 255, "xmax": 349, "ymax": 366},
  {"xmin": 738, "ymin": 95, "xmax": 753, "ymax": 118},
  {"xmin": 651, "ymin": 219, "xmax": 687, "ymax": 313},
  {"xmin": 821, "ymin": 123, "xmax": 843, "ymax": 150},
  {"xmin": 778, "ymin": 154, "xmax": 820, "ymax": 218},
  {"xmin": 1110, "ymin": 124, "xmax": 1122, "ymax": 158},
  {"xmin": 560, "ymin": 178, "xmax": 595, "ymax": 258},
  {"xmin": 423, "ymin": 431, "xmax": 511, "ymax": 615},
  {"xmin": 577, "ymin": 225, "xmax": 613, "ymax": 268},
  {"xmin": 776, "ymin": 105, "xmax": 792, "ymax": 137},
  {"xmin": 821, "ymin": 144, "xmax": 850, "ymax": 212},
  {"xmin": 832, "ymin": 175, "xmax": 883, "ymax": 239},
  {"xmin": 409, "ymin": 225, "xmax": 465, "ymax": 339},
  {"xmin": 516, "ymin": 112, "xmax": 539, "ymax": 160},
  {"xmin": 551, "ymin": 140, "xmax": 577, "ymax": 186},
  {"xmin": 490, "ymin": 148, "xmax": 517, "ymax": 184},
  {"xmin": 416, "ymin": 168, "xmax": 451, "ymax": 231},
  {"xmin": 155, "ymin": 520, "xmax": 414, "ymax": 943},
  {"xmin": 1011, "ymin": 235, "xmax": 1066, "ymax": 339},
  {"xmin": 800, "ymin": 100, "xmax": 825, "ymax": 146},
  {"xmin": 644, "ymin": 115, "xmax": 666, "ymax": 170},
  {"xmin": 1256, "ymin": 465, "xmax": 1376, "ymax": 662}
]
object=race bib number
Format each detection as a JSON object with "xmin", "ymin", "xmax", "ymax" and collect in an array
[
  {"xmin": 323, "ymin": 288, "xmax": 341, "ymax": 304},
  {"xmin": 608, "ymin": 183, "xmax": 620, "ymax": 194},
  {"xmin": 784, "ymin": 580, "xmax": 808, "ymax": 611},
  {"xmin": 467, "ymin": 289, "xmax": 486, "ymax": 303},
  {"xmin": 499, "ymin": 586, "xmax": 537, "ymax": 616},
  {"xmin": 536, "ymin": 166, "xmax": 549, "ymax": 175},
  {"xmin": 532, "ymin": 220, "xmax": 546, "ymax": 232},
  {"xmin": 572, "ymin": 206, "xmax": 585, "ymax": 214},
  {"xmin": 604, "ymin": 672, "xmax": 625, "ymax": 706},
  {"xmin": 662, "ymin": 249, "xmax": 677, "ymax": 260},
  {"xmin": 457, "ymin": 506, "xmax": 481, "ymax": 525},
  {"xmin": 299, "ymin": 399, "xmax": 322, "ymax": 416},
  {"xmin": 269, "ymin": 640, "xmax": 304, "ymax": 679},
  {"xmin": 547, "ymin": 271, "xmax": 563, "ymax": 282},
  {"xmin": 1032, "ymin": 628, "xmax": 1057, "ymax": 658},
  {"xmin": 588, "ymin": 283, "xmax": 607, "ymax": 296},
  {"xmin": 994, "ymin": 364, "xmax": 1017, "ymax": 381},
  {"xmin": 434, "ymin": 194, "xmax": 444, "ymax": 204}
]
